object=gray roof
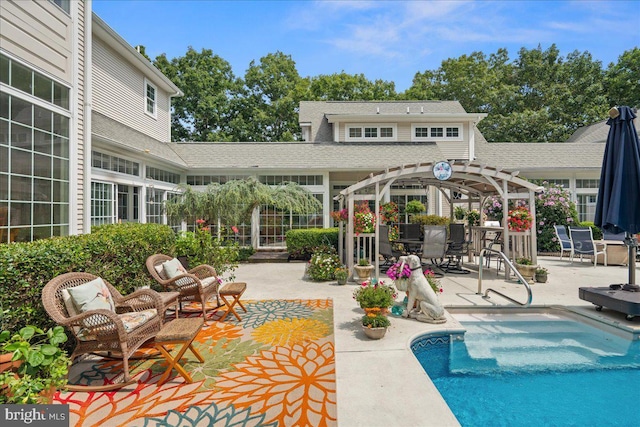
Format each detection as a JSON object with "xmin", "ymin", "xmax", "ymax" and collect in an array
[
  {"xmin": 92, "ymin": 112, "xmax": 188, "ymax": 167},
  {"xmin": 566, "ymin": 120, "xmax": 609, "ymax": 143},
  {"xmin": 170, "ymin": 141, "xmax": 445, "ymax": 171},
  {"xmin": 474, "ymin": 140, "xmax": 605, "ymax": 171}
]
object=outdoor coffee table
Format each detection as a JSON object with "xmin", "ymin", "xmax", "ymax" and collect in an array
[
  {"xmin": 218, "ymin": 282, "xmax": 247, "ymax": 321},
  {"xmin": 154, "ymin": 317, "xmax": 204, "ymax": 385}
]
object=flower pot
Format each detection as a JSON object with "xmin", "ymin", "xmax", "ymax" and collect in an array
[
  {"xmin": 362, "ymin": 326, "xmax": 387, "ymax": 340},
  {"xmin": 535, "ymin": 272, "xmax": 548, "ymax": 283},
  {"xmin": 394, "ymin": 278, "xmax": 409, "ymax": 292},
  {"xmin": 515, "ymin": 263, "xmax": 536, "ymax": 284},
  {"xmin": 336, "ymin": 276, "xmax": 347, "ymax": 285},
  {"xmin": 0, "ymin": 353, "xmax": 21, "ymax": 373},
  {"xmin": 354, "ymin": 265, "xmax": 374, "ymax": 281},
  {"xmin": 363, "ymin": 307, "xmax": 389, "ymax": 316}
]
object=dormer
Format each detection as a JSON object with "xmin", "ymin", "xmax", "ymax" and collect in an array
[{"xmin": 298, "ymin": 101, "xmax": 486, "ymax": 161}]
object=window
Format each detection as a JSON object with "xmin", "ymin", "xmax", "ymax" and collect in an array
[
  {"xmin": 146, "ymin": 188, "xmax": 164, "ymax": 224},
  {"xmin": 0, "ymin": 55, "xmax": 71, "ymax": 242},
  {"xmin": 146, "ymin": 166, "xmax": 180, "ymax": 184},
  {"xmin": 577, "ymin": 194, "xmax": 597, "ymax": 223},
  {"xmin": 92, "ymin": 151, "xmax": 139, "ymax": 176},
  {"xmin": 412, "ymin": 123, "xmax": 463, "ymax": 142},
  {"xmin": 51, "ymin": 0, "xmax": 70, "ymax": 13},
  {"xmin": 91, "ymin": 182, "xmax": 114, "ymax": 226},
  {"xmin": 145, "ymin": 79, "xmax": 156, "ymax": 117},
  {"xmin": 576, "ymin": 179, "xmax": 600, "ymax": 189},
  {"xmin": 346, "ymin": 124, "xmax": 396, "ymax": 141}
]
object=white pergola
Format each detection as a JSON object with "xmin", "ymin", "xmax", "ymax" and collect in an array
[{"xmin": 335, "ymin": 161, "xmax": 544, "ymax": 278}]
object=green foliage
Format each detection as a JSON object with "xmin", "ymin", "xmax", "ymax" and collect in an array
[
  {"xmin": 306, "ymin": 72, "xmax": 397, "ymax": 101},
  {"xmin": 361, "ymin": 313, "xmax": 391, "ymax": 328},
  {"xmin": 0, "ymin": 223, "xmax": 172, "ymax": 332},
  {"xmin": 532, "ymin": 182, "xmax": 580, "ymax": 252},
  {"xmin": 334, "ymin": 267, "xmax": 348, "ymax": 281},
  {"xmin": 405, "ymin": 200, "xmax": 426, "ymax": 214},
  {"xmin": 286, "ymin": 228, "xmax": 338, "ymax": 259},
  {"xmin": 467, "ymin": 209, "xmax": 481, "ymax": 227},
  {"xmin": 353, "ymin": 281, "xmax": 397, "ymax": 309},
  {"xmin": 0, "ymin": 325, "xmax": 70, "ymax": 404},
  {"xmin": 307, "ymin": 245, "xmax": 341, "ymax": 281},
  {"xmin": 454, "ymin": 206, "xmax": 466, "ymax": 220},
  {"xmin": 237, "ymin": 246, "xmax": 255, "ymax": 262},
  {"xmin": 604, "ymin": 48, "xmax": 640, "ymax": 108},
  {"xmin": 410, "ymin": 215, "xmax": 450, "ymax": 226},
  {"xmin": 358, "ymin": 258, "xmax": 370, "ymax": 266},
  {"xmin": 515, "ymin": 257, "xmax": 533, "ymax": 265}
]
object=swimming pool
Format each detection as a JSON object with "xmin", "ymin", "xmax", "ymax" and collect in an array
[{"xmin": 411, "ymin": 311, "xmax": 640, "ymax": 426}]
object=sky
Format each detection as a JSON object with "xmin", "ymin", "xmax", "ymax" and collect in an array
[{"xmin": 92, "ymin": 0, "xmax": 640, "ymax": 92}]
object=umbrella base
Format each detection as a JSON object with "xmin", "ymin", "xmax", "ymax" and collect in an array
[{"xmin": 579, "ymin": 286, "xmax": 640, "ymax": 321}]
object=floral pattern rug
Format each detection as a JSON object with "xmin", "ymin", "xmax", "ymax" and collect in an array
[{"xmin": 55, "ymin": 299, "xmax": 336, "ymax": 427}]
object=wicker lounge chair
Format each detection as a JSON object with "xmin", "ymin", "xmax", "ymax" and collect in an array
[
  {"xmin": 146, "ymin": 254, "xmax": 221, "ymax": 319},
  {"xmin": 42, "ymin": 272, "xmax": 164, "ymax": 391}
]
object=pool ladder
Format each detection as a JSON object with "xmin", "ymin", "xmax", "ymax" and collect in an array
[{"xmin": 477, "ymin": 247, "xmax": 532, "ymax": 307}]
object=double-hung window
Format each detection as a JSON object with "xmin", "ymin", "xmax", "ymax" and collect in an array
[{"xmin": 145, "ymin": 79, "xmax": 156, "ymax": 118}]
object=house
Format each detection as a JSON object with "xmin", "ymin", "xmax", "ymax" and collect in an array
[{"xmin": 0, "ymin": 0, "xmax": 620, "ymax": 250}]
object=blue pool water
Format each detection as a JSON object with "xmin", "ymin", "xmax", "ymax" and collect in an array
[{"xmin": 412, "ymin": 313, "xmax": 640, "ymax": 427}]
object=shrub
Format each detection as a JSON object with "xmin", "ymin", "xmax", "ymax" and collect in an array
[
  {"xmin": 410, "ymin": 215, "xmax": 450, "ymax": 226},
  {"xmin": 307, "ymin": 245, "xmax": 341, "ymax": 281},
  {"xmin": 405, "ymin": 200, "xmax": 426, "ymax": 215},
  {"xmin": 579, "ymin": 221, "xmax": 603, "ymax": 240},
  {"xmin": 286, "ymin": 228, "xmax": 338, "ymax": 260},
  {"xmin": 0, "ymin": 223, "xmax": 180, "ymax": 333},
  {"xmin": 533, "ymin": 183, "xmax": 579, "ymax": 252}
]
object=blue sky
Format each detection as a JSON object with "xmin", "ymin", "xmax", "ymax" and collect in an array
[{"xmin": 93, "ymin": 0, "xmax": 639, "ymax": 92}]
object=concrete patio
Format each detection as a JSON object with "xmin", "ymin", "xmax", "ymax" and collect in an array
[{"xmin": 234, "ymin": 255, "xmax": 640, "ymax": 427}]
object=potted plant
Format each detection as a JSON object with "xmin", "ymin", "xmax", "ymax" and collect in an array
[
  {"xmin": 535, "ymin": 267, "xmax": 549, "ymax": 283},
  {"xmin": 405, "ymin": 200, "xmax": 426, "ymax": 219},
  {"xmin": 454, "ymin": 206, "xmax": 466, "ymax": 222},
  {"xmin": 335, "ymin": 266, "xmax": 349, "ymax": 285},
  {"xmin": 354, "ymin": 258, "xmax": 374, "ymax": 281},
  {"xmin": 514, "ymin": 257, "xmax": 537, "ymax": 284},
  {"xmin": 353, "ymin": 280, "xmax": 397, "ymax": 314},
  {"xmin": 386, "ymin": 261, "xmax": 412, "ymax": 292},
  {"xmin": 0, "ymin": 325, "xmax": 70, "ymax": 404},
  {"xmin": 361, "ymin": 312, "xmax": 391, "ymax": 340}
]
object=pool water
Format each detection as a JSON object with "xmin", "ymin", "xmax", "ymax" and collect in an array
[{"xmin": 412, "ymin": 313, "xmax": 640, "ymax": 426}]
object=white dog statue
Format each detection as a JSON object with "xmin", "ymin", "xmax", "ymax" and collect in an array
[{"xmin": 397, "ymin": 255, "xmax": 447, "ymax": 324}]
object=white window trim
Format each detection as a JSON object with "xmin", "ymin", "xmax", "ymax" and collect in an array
[
  {"xmin": 411, "ymin": 123, "xmax": 463, "ymax": 142},
  {"xmin": 345, "ymin": 123, "xmax": 397, "ymax": 142},
  {"xmin": 144, "ymin": 78, "xmax": 157, "ymax": 119}
]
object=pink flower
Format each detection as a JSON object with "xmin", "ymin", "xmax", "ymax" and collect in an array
[
  {"xmin": 231, "ymin": 226, "xmax": 239, "ymax": 234},
  {"xmin": 196, "ymin": 218, "xmax": 206, "ymax": 225}
]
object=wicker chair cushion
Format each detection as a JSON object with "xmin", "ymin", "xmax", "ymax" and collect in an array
[
  {"xmin": 201, "ymin": 276, "xmax": 220, "ymax": 289},
  {"xmin": 154, "ymin": 264, "xmax": 168, "ymax": 280},
  {"xmin": 119, "ymin": 309, "xmax": 158, "ymax": 333},
  {"xmin": 162, "ymin": 258, "xmax": 187, "ymax": 279},
  {"xmin": 67, "ymin": 277, "xmax": 115, "ymax": 313},
  {"xmin": 61, "ymin": 289, "xmax": 80, "ymax": 317}
]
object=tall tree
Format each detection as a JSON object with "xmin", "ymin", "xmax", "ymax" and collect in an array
[
  {"xmin": 604, "ymin": 47, "xmax": 640, "ymax": 108},
  {"xmin": 238, "ymin": 51, "xmax": 304, "ymax": 141},
  {"xmin": 154, "ymin": 48, "xmax": 242, "ymax": 142},
  {"xmin": 306, "ymin": 72, "xmax": 396, "ymax": 101}
]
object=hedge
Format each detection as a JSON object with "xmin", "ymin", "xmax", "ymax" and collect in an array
[
  {"xmin": 286, "ymin": 228, "xmax": 339, "ymax": 259},
  {"xmin": 0, "ymin": 223, "xmax": 175, "ymax": 333}
]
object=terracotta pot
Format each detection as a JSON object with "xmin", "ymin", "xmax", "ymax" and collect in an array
[
  {"xmin": 363, "ymin": 307, "xmax": 389, "ymax": 316},
  {"xmin": 0, "ymin": 353, "xmax": 21, "ymax": 373},
  {"xmin": 362, "ymin": 326, "xmax": 387, "ymax": 340}
]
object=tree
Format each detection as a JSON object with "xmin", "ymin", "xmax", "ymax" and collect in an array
[
  {"xmin": 153, "ymin": 48, "xmax": 242, "ymax": 142},
  {"xmin": 604, "ymin": 48, "xmax": 640, "ymax": 108},
  {"xmin": 238, "ymin": 52, "xmax": 305, "ymax": 141},
  {"xmin": 306, "ymin": 72, "xmax": 397, "ymax": 101},
  {"xmin": 165, "ymin": 178, "xmax": 322, "ymax": 228}
]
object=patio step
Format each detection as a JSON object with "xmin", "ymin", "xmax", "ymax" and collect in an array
[{"xmin": 248, "ymin": 250, "xmax": 290, "ymax": 263}]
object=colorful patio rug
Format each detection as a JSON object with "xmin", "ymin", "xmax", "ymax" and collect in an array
[{"xmin": 55, "ymin": 299, "xmax": 336, "ymax": 427}]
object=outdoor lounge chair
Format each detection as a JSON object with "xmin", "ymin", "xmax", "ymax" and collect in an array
[
  {"xmin": 569, "ymin": 227, "xmax": 607, "ymax": 267},
  {"xmin": 421, "ymin": 225, "xmax": 447, "ymax": 273},
  {"xmin": 379, "ymin": 225, "xmax": 402, "ymax": 272},
  {"xmin": 441, "ymin": 223, "xmax": 471, "ymax": 274},
  {"xmin": 553, "ymin": 225, "xmax": 573, "ymax": 260},
  {"xmin": 42, "ymin": 272, "xmax": 164, "ymax": 391},
  {"xmin": 146, "ymin": 254, "xmax": 221, "ymax": 319}
]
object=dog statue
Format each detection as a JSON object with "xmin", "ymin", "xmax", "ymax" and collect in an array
[{"xmin": 398, "ymin": 255, "xmax": 447, "ymax": 324}]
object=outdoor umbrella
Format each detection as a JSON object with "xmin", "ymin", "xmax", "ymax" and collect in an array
[{"xmin": 594, "ymin": 106, "xmax": 640, "ymax": 288}]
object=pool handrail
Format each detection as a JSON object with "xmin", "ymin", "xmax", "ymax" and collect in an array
[{"xmin": 477, "ymin": 247, "xmax": 532, "ymax": 307}]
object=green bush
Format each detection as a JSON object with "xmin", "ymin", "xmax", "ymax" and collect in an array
[
  {"xmin": 410, "ymin": 215, "xmax": 450, "ymax": 226},
  {"xmin": 237, "ymin": 246, "xmax": 255, "ymax": 262},
  {"xmin": 286, "ymin": 228, "xmax": 338, "ymax": 259},
  {"xmin": 174, "ymin": 228, "xmax": 239, "ymax": 281},
  {"xmin": 307, "ymin": 245, "xmax": 341, "ymax": 281},
  {"xmin": 0, "ymin": 223, "xmax": 172, "ymax": 333},
  {"xmin": 533, "ymin": 183, "xmax": 580, "ymax": 252}
]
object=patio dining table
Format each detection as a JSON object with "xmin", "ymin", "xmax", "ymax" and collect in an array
[{"xmin": 395, "ymin": 238, "xmax": 423, "ymax": 255}]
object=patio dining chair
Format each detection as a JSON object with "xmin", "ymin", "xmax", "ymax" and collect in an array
[
  {"xmin": 569, "ymin": 227, "xmax": 607, "ymax": 267},
  {"xmin": 553, "ymin": 225, "xmax": 573, "ymax": 260},
  {"xmin": 42, "ymin": 272, "xmax": 164, "ymax": 391},
  {"xmin": 441, "ymin": 223, "xmax": 472, "ymax": 274},
  {"xmin": 421, "ymin": 225, "xmax": 447, "ymax": 274},
  {"xmin": 378, "ymin": 225, "xmax": 402, "ymax": 272},
  {"xmin": 146, "ymin": 254, "xmax": 221, "ymax": 320}
]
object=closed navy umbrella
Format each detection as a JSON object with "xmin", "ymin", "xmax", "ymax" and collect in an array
[{"xmin": 594, "ymin": 106, "xmax": 640, "ymax": 286}]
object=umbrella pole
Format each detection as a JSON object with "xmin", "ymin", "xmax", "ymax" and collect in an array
[{"xmin": 626, "ymin": 232, "xmax": 637, "ymax": 288}]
